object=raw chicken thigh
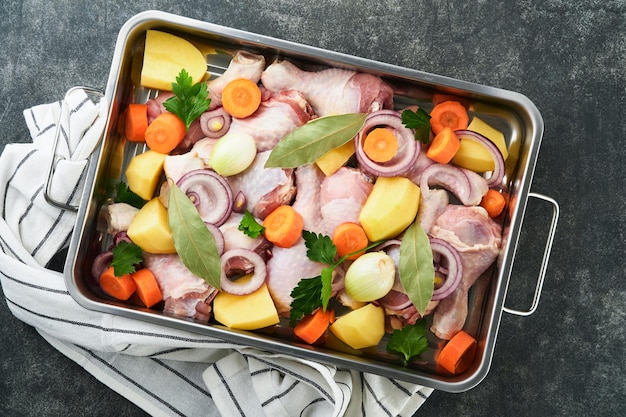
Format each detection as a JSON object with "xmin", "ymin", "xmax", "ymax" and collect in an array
[
  {"xmin": 207, "ymin": 50, "xmax": 266, "ymax": 110},
  {"xmin": 227, "ymin": 151, "xmax": 296, "ymax": 219},
  {"xmin": 429, "ymin": 205, "xmax": 502, "ymax": 339},
  {"xmin": 261, "ymin": 60, "xmax": 394, "ymax": 116}
]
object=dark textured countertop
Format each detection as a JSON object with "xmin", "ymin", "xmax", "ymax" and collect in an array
[{"xmin": 1, "ymin": 1, "xmax": 624, "ymax": 416}]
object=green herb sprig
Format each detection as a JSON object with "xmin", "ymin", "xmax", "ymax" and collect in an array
[
  {"xmin": 110, "ymin": 241, "xmax": 144, "ymax": 276},
  {"xmin": 401, "ymin": 108, "xmax": 431, "ymax": 144},
  {"xmin": 163, "ymin": 69, "xmax": 211, "ymax": 130},
  {"xmin": 238, "ymin": 210, "xmax": 266, "ymax": 239},
  {"xmin": 386, "ymin": 319, "xmax": 429, "ymax": 365}
]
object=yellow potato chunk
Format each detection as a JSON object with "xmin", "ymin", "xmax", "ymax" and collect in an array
[
  {"xmin": 213, "ymin": 278, "xmax": 280, "ymax": 330},
  {"xmin": 127, "ymin": 198, "xmax": 176, "ymax": 254},
  {"xmin": 359, "ymin": 176, "xmax": 420, "ymax": 241},
  {"xmin": 330, "ymin": 303, "xmax": 385, "ymax": 349},
  {"xmin": 451, "ymin": 117, "xmax": 508, "ymax": 172},
  {"xmin": 315, "ymin": 141, "xmax": 355, "ymax": 176},
  {"xmin": 140, "ymin": 30, "xmax": 207, "ymax": 91},
  {"xmin": 125, "ymin": 150, "xmax": 166, "ymax": 201}
]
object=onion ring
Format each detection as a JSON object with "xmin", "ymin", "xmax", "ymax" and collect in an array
[
  {"xmin": 205, "ymin": 222, "xmax": 226, "ymax": 255},
  {"xmin": 454, "ymin": 130, "xmax": 505, "ymax": 187},
  {"xmin": 429, "ymin": 237, "xmax": 463, "ymax": 300},
  {"xmin": 199, "ymin": 107, "xmax": 232, "ymax": 139},
  {"xmin": 176, "ymin": 169, "xmax": 233, "ymax": 226},
  {"xmin": 355, "ymin": 110, "xmax": 420, "ymax": 177},
  {"xmin": 220, "ymin": 248, "xmax": 267, "ymax": 295}
]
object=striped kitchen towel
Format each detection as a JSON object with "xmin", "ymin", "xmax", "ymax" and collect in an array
[{"xmin": 0, "ymin": 89, "xmax": 432, "ymax": 417}]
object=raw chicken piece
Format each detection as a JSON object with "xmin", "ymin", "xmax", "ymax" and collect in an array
[
  {"xmin": 105, "ymin": 203, "xmax": 138, "ymax": 235},
  {"xmin": 429, "ymin": 205, "xmax": 502, "ymax": 340},
  {"xmin": 227, "ymin": 151, "xmax": 296, "ymax": 219},
  {"xmin": 228, "ymin": 89, "xmax": 314, "ymax": 151},
  {"xmin": 266, "ymin": 164, "xmax": 327, "ymax": 316},
  {"xmin": 319, "ymin": 167, "xmax": 373, "ymax": 235},
  {"xmin": 261, "ymin": 60, "xmax": 394, "ymax": 116},
  {"xmin": 143, "ymin": 253, "xmax": 218, "ymax": 322},
  {"xmin": 163, "ymin": 152, "xmax": 205, "ymax": 184},
  {"xmin": 416, "ymin": 188, "xmax": 449, "ymax": 234},
  {"xmin": 207, "ymin": 50, "xmax": 266, "ymax": 110}
]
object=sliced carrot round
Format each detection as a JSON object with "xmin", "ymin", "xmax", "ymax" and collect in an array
[
  {"xmin": 221, "ymin": 78, "xmax": 262, "ymax": 119},
  {"xmin": 363, "ymin": 128, "xmax": 399, "ymax": 162},
  {"xmin": 437, "ymin": 330, "xmax": 477, "ymax": 374}
]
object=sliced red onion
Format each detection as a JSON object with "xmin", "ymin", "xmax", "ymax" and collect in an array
[
  {"xmin": 92, "ymin": 251, "xmax": 113, "ymax": 282},
  {"xmin": 232, "ymin": 191, "xmax": 246, "ymax": 213},
  {"xmin": 420, "ymin": 163, "xmax": 474, "ymax": 205},
  {"xmin": 205, "ymin": 222, "xmax": 225, "ymax": 255},
  {"xmin": 176, "ymin": 169, "xmax": 233, "ymax": 226},
  {"xmin": 112, "ymin": 231, "xmax": 132, "ymax": 246},
  {"xmin": 429, "ymin": 237, "xmax": 463, "ymax": 301},
  {"xmin": 200, "ymin": 107, "xmax": 232, "ymax": 139},
  {"xmin": 355, "ymin": 110, "xmax": 420, "ymax": 177},
  {"xmin": 454, "ymin": 130, "xmax": 505, "ymax": 187},
  {"xmin": 220, "ymin": 248, "xmax": 267, "ymax": 295},
  {"xmin": 379, "ymin": 289, "xmax": 413, "ymax": 310}
]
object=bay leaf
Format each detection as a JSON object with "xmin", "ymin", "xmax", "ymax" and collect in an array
[
  {"xmin": 399, "ymin": 221, "xmax": 435, "ymax": 316},
  {"xmin": 168, "ymin": 182, "xmax": 222, "ymax": 290},
  {"xmin": 264, "ymin": 113, "xmax": 366, "ymax": 168}
]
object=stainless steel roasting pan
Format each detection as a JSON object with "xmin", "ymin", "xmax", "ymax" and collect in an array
[{"xmin": 63, "ymin": 10, "xmax": 559, "ymax": 392}]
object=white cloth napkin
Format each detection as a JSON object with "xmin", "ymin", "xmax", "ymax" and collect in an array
[{"xmin": 0, "ymin": 89, "xmax": 433, "ymax": 417}]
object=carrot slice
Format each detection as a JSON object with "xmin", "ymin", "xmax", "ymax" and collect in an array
[
  {"xmin": 426, "ymin": 127, "xmax": 460, "ymax": 164},
  {"xmin": 263, "ymin": 205, "xmax": 304, "ymax": 248},
  {"xmin": 124, "ymin": 103, "xmax": 149, "ymax": 142},
  {"xmin": 131, "ymin": 268, "xmax": 163, "ymax": 308},
  {"xmin": 221, "ymin": 78, "xmax": 262, "ymax": 119},
  {"xmin": 99, "ymin": 266, "xmax": 137, "ymax": 301},
  {"xmin": 294, "ymin": 308, "xmax": 335, "ymax": 344},
  {"xmin": 332, "ymin": 222, "xmax": 369, "ymax": 260},
  {"xmin": 429, "ymin": 100, "xmax": 469, "ymax": 135},
  {"xmin": 363, "ymin": 128, "xmax": 399, "ymax": 162},
  {"xmin": 437, "ymin": 330, "xmax": 477, "ymax": 374},
  {"xmin": 480, "ymin": 188, "xmax": 506, "ymax": 218},
  {"xmin": 144, "ymin": 112, "xmax": 187, "ymax": 154}
]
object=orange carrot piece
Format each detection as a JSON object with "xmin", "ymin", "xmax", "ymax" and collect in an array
[
  {"xmin": 131, "ymin": 268, "xmax": 163, "ymax": 308},
  {"xmin": 144, "ymin": 112, "xmax": 187, "ymax": 154},
  {"xmin": 363, "ymin": 128, "xmax": 399, "ymax": 163},
  {"xmin": 332, "ymin": 222, "xmax": 369, "ymax": 260},
  {"xmin": 263, "ymin": 205, "xmax": 304, "ymax": 248},
  {"xmin": 429, "ymin": 100, "xmax": 469, "ymax": 135},
  {"xmin": 221, "ymin": 78, "xmax": 262, "ymax": 119},
  {"xmin": 426, "ymin": 127, "xmax": 460, "ymax": 164},
  {"xmin": 124, "ymin": 103, "xmax": 149, "ymax": 142},
  {"xmin": 99, "ymin": 266, "xmax": 137, "ymax": 301},
  {"xmin": 294, "ymin": 308, "xmax": 335, "ymax": 344},
  {"xmin": 437, "ymin": 330, "xmax": 477, "ymax": 374},
  {"xmin": 480, "ymin": 189, "xmax": 506, "ymax": 218}
]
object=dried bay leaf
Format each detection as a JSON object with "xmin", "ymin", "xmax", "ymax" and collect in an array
[
  {"xmin": 168, "ymin": 182, "xmax": 222, "ymax": 290},
  {"xmin": 264, "ymin": 113, "xmax": 366, "ymax": 168},
  {"xmin": 399, "ymin": 221, "xmax": 434, "ymax": 316}
]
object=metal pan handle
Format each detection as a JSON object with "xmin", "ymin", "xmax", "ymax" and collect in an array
[
  {"xmin": 44, "ymin": 86, "xmax": 105, "ymax": 211},
  {"xmin": 503, "ymin": 192, "xmax": 560, "ymax": 317}
]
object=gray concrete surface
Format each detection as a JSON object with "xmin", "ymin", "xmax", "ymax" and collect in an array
[{"xmin": 1, "ymin": 1, "xmax": 624, "ymax": 416}]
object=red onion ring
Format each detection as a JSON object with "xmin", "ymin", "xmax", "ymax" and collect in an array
[
  {"xmin": 379, "ymin": 289, "xmax": 414, "ymax": 310},
  {"xmin": 205, "ymin": 222, "xmax": 225, "ymax": 255},
  {"xmin": 200, "ymin": 107, "xmax": 232, "ymax": 139},
  {"xmin": 176, "ymin": 169, "xmax": 233, "ymax": 227},
  {"xmin": 220, "ymin": 248, "xmax": 267, "ymax": 295},
  {"xmin": 429, "ymin": 237, "xmax": 463, "ymax": 301},
  {"xmin": 420, "ymin": 163, "xmax": 476, "ymax": 205},
  {"xmin": 454, "ymin": 130, "xmax": 505, "ymax": 187},
  {"xmin": 355, "ymin": 110, "xmax": 420, "ymax": 177},
  {"xmin": 92, "ymin": 251, "xmax": 113, "ymax": 282}
]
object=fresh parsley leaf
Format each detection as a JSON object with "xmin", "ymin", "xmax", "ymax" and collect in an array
[
  {"xmin": 114, "ymin": 181, "xmax": 145, "ymax": 209},
  {"xmin": 238, "ymin": 210, "xmax": 265, "ymax": 238},
  {"xmin": 289, "ymin": 276, "xmax": 324, "ymax": 326},
  {"xmin": 401, "ymin": 108, "xmax": 431, "ymax": 144},
  {"xmin": 303, "ymin": 230, "xmax": 337, "ymax": 265},
  {"xmin": 386, "ymin": 319, "xmax": 429, "ymax": 366},
  {"xmin": 163, "ymin": 69, "xmax": 211, "ymax": 130},
  {"xmin": 110, "ymin": 241, "xmax": 143, "ymax": 276}
]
